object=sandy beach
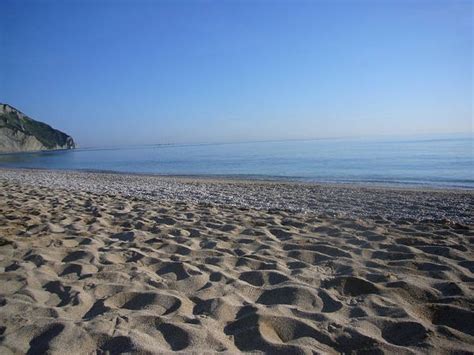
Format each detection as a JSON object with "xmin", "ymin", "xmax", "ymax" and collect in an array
[{"xmin": 0, "ymin": 169, "xmax": 473, "ymax": 353}]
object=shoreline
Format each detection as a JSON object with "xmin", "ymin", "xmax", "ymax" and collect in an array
[
  {"xmin": 0, "ymin": 167, "xmax": 473, "ymax": 224},
  {"xmin": 1, "ymin": 166, "xmax": 473, "ymax": 192}
]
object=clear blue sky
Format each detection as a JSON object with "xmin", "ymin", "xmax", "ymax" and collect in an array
[{"xmin": 1, "ymin": 0, "xmax": 472, "ymax": 147}]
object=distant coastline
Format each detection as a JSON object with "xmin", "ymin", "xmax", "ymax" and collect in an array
[{"xmin": 0, "ymin": 103, "xmax": 75, "ymax": 153}]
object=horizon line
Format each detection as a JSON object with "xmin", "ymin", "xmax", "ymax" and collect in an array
[{"xmin": 75, "ymin": 131, "xmax": 473, "ymax": 151}]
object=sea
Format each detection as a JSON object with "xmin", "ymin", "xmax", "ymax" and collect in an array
[{"xmin": 0, "ymin": 134, "xmax": 472, "ymax": 189}]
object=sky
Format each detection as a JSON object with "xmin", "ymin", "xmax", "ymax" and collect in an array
[{"xmin": 1, "ymin": 0, "xmax": 472, "ymax": 147}]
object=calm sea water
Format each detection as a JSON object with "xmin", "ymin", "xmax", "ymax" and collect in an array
[{"xmin": 0, "ymin": 135, "xmax": 472, "ymax": 188}]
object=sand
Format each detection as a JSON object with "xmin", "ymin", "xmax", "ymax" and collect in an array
[{"xmin": 0, "ymin": 169, "xmax": 473, "ymax": 354}]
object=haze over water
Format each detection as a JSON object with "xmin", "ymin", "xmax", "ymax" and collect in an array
[{"xmin": 1, "ymin": 134, "xmax": 472, "ymax": 188}]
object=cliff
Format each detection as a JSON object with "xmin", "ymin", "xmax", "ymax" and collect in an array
[{"xmin": 0, "ymin": 103, "xmax": 75, "ymax": 153}]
